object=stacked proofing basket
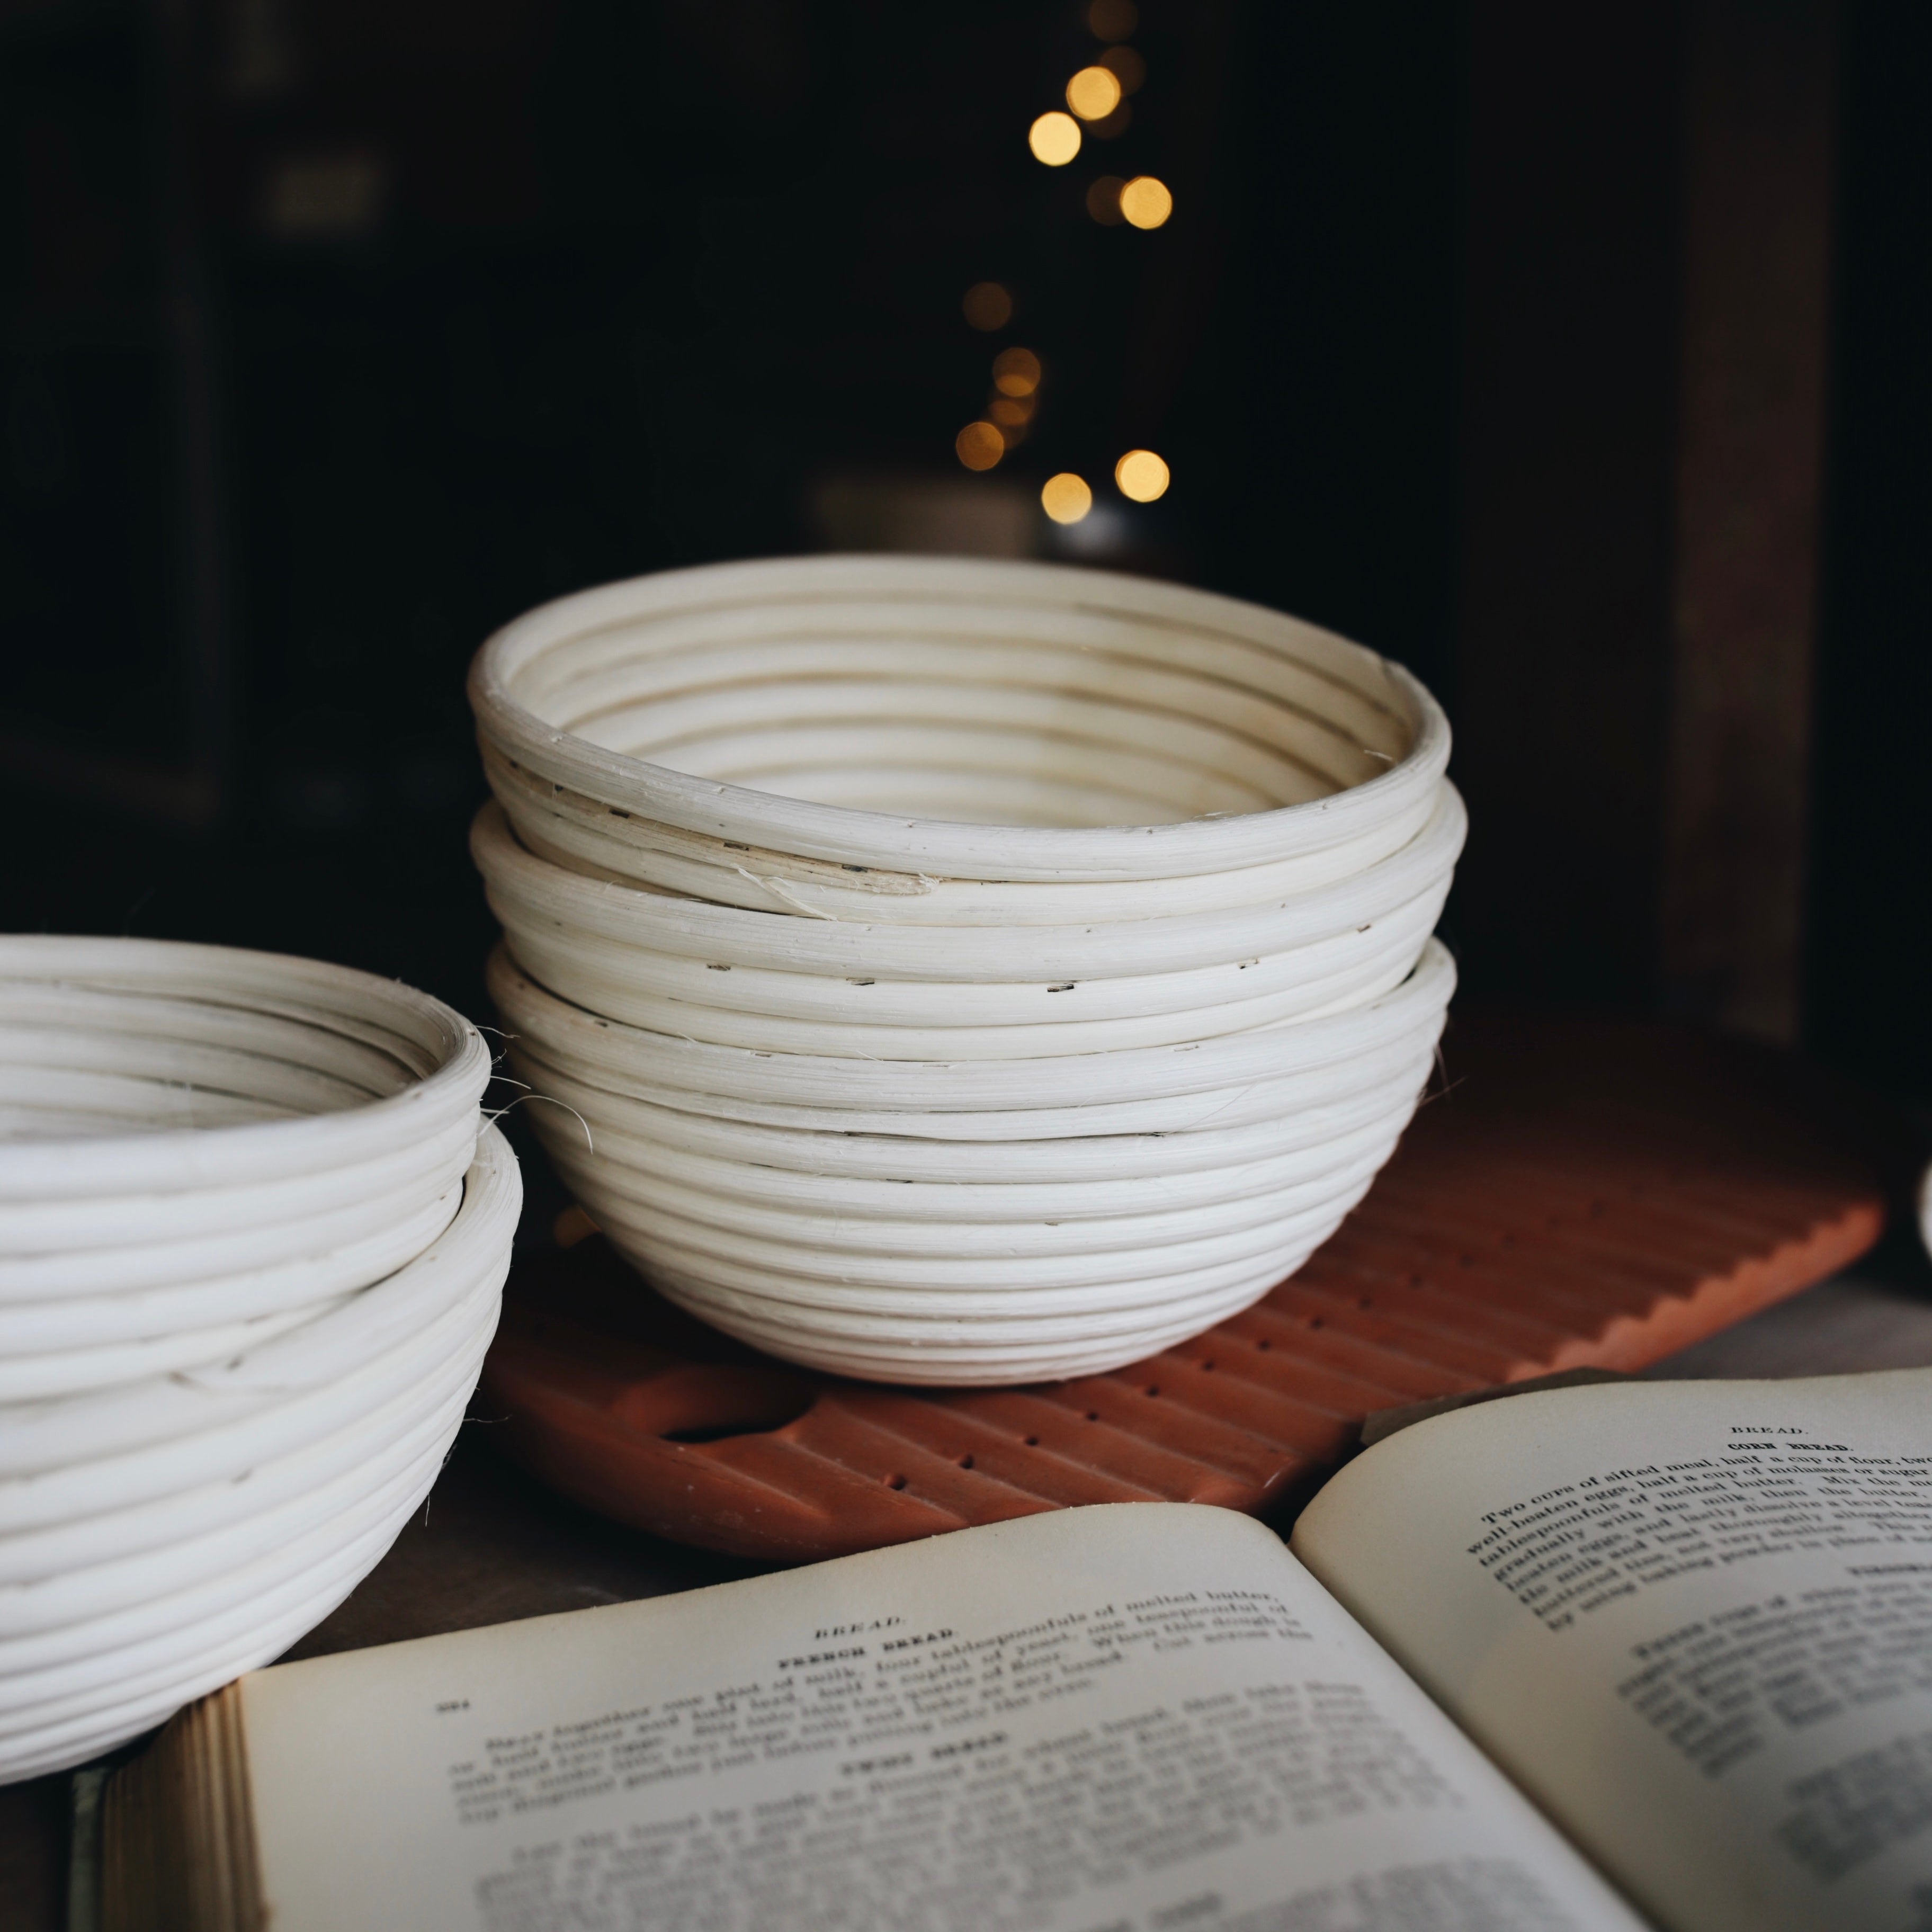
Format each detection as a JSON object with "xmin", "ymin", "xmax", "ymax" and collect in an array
[
  {"xmin": 0, "ymin": 938, "xmax": 518, "ymax": 1782},
  {"xmin": 471, "ymin": 556, "xmax": 1462, "ymax": 1386}
]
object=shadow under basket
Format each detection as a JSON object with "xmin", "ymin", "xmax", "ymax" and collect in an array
[{"xmin": 480, "ymin": 1014, "xmax": 1891, "ymax": 1563}]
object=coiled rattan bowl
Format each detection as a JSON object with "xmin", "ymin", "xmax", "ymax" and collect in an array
[
  {"xmin": 0, "ymin": 938, "xmax": 518, "ymax": 1781},
  {"xmin": 470, "ymin": 556, "xmax": 1459, "ymax": 1383}
]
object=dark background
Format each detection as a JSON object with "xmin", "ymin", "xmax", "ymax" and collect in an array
[{"xmin": 1, "ymin": 0, "xmax": 1926, "ymax": 1104}]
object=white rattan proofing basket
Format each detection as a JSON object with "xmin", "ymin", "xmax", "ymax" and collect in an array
[
  {"xmin": 470, "ymin": 555, "xmax": 1459, "ymax": 1384},
  {"xmin": 0, "ymin": 938, "xmax": 518, "ymax": 1782}
]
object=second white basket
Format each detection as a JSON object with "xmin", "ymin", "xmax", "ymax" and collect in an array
[
  {"xmin": 469, "ymin": 556, "xmax": 1461, "ymax": 1384},
  {"xmin": 0, "ymin": 938, "xmax": 519, "ymax": 1782}
]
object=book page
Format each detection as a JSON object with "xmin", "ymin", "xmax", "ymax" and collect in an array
[
  {"xmin": 1292, "ymin": 1368, "xmax": 1932, "ymax": 1932},
  {"xmin": 240, "ymin": 1501, "xmax": 1642, "ymax": 1932}
]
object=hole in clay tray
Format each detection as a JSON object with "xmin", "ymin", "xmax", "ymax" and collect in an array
[
  {"xmin": 661, "ymin": 1420, "xmax": 784, "ymax": 1445},
  {"xmin": 618, "ymin": 1365, "xmax": 817, "ymax": 1445}
]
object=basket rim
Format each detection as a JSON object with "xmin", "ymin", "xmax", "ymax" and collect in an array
[
  {"xmin": 0, "ymin": 936, "xmax": 490, "ymax": 1201},
  {"xmin": 468, "ymin": 555, "xmax": 1452, "ymax": 882}
]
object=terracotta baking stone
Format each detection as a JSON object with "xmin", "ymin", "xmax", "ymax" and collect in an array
[{"xmin": 480, "ymin": 1014, "xmax": 1889, "ymax": 1562}]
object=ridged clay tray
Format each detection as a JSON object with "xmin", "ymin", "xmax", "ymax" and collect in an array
[{"xmin": 480, "ymin": 1015, "xmax": 1889, "ymax": 1562}]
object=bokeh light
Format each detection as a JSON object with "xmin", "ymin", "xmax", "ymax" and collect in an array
[
  {"xmin": 1041, "ymin": 474, "xmax": 1093, "ymax": 524},
  {"xmin": 956, "ymin": 422, "xmax": 1005, "ymax": 471},
  {"xmin": 1065, "ymin": 66, "xmax": 1123, "ymax": 121},
  {"xmin": 962, "ymin": 282, "xmax": 1013, "ymax": 331},
  {"xmin": 1099, "ymin": 46, "xmax": 1146, "ymax": 95},
  {"xmin": 1120, "ymin": 175, "xmax": 1173, "ymax": 229},
  {"xmin": 989, "ymin": 395, "xmax": 1034, "ymax": 426},
  {"xmin": 992, "ymin": 347, "xmax": 1042, "ymax": 397},
  {"xmin": 1086, "ymin": 176, "xmax": 1126, "ymax": 225},
  {"xmin": 1028, "ymin": 112, "xmax": 1081, "ymax": 167},
  {"xmin": 1115, "ymin": 449, "xmax": 1169, "ymax": 501},
  {"xmin": 1088, "ymin": 0, "xmax": 1137, "ymax": 41}
]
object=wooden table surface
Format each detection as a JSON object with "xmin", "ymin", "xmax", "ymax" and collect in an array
[{"xmin": 7, "ymin": 1256, "xmax": 1932, "ymax": 1932}]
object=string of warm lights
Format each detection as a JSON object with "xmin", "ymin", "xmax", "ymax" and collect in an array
[{"xmin": 955, "ymin": 0, "xmax": 1170, "ymax": 526}]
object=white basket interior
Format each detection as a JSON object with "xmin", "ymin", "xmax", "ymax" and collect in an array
[{"xmin": 470, "ymin": 556, "xmax": 1449, "ymax": 884}]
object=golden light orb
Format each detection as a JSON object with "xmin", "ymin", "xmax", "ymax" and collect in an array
[
  {"xmin": 1119, "ymin": 175, "xmax": 1173, "ymax": 229},
  {"xmin": 991, "ymin": 346, "xmax": 1042, "ymax": 397},
  {"xmin": 1088, "ymin": 0, "xmax": 1137, "ymax": 41},
  {"xmin": 1065, "ymin": 66, "xmax": 1123, "ymax": 121},
  {"xmin": 956, "ymin": 422, "xmax": 1005, "ymax": 471},
  {"xmin": 1086, "ymin": 175, "xmax": 1126, "ymax": 225},
  {"xmin": 1114, "ymin": 448, "xmax": 1169, "ymax": 502},
  {"xmin": 1028, "ymin": 111, "xmax": 1081, "ymax": 167},
  {"xmin": 988, "ymin": 395, "xmax": 1033, "ymax": 426},
  {"xmin": 1041, "ymin": 473, "xmax": 1093, "ymax": 524},
  {"xmin": 961, "ymin": 282, "xmax": 1013, "ymax": 331}
]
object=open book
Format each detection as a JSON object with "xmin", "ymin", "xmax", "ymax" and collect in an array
[{"xmin": 96, "ymin": 1368, "xmax": 1932, "ymax": 1932}]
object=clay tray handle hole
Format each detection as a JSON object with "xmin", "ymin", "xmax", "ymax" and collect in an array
[{"xmin": 611, "ymin": 1365, "xmax": 817, "ymax": 1446}]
